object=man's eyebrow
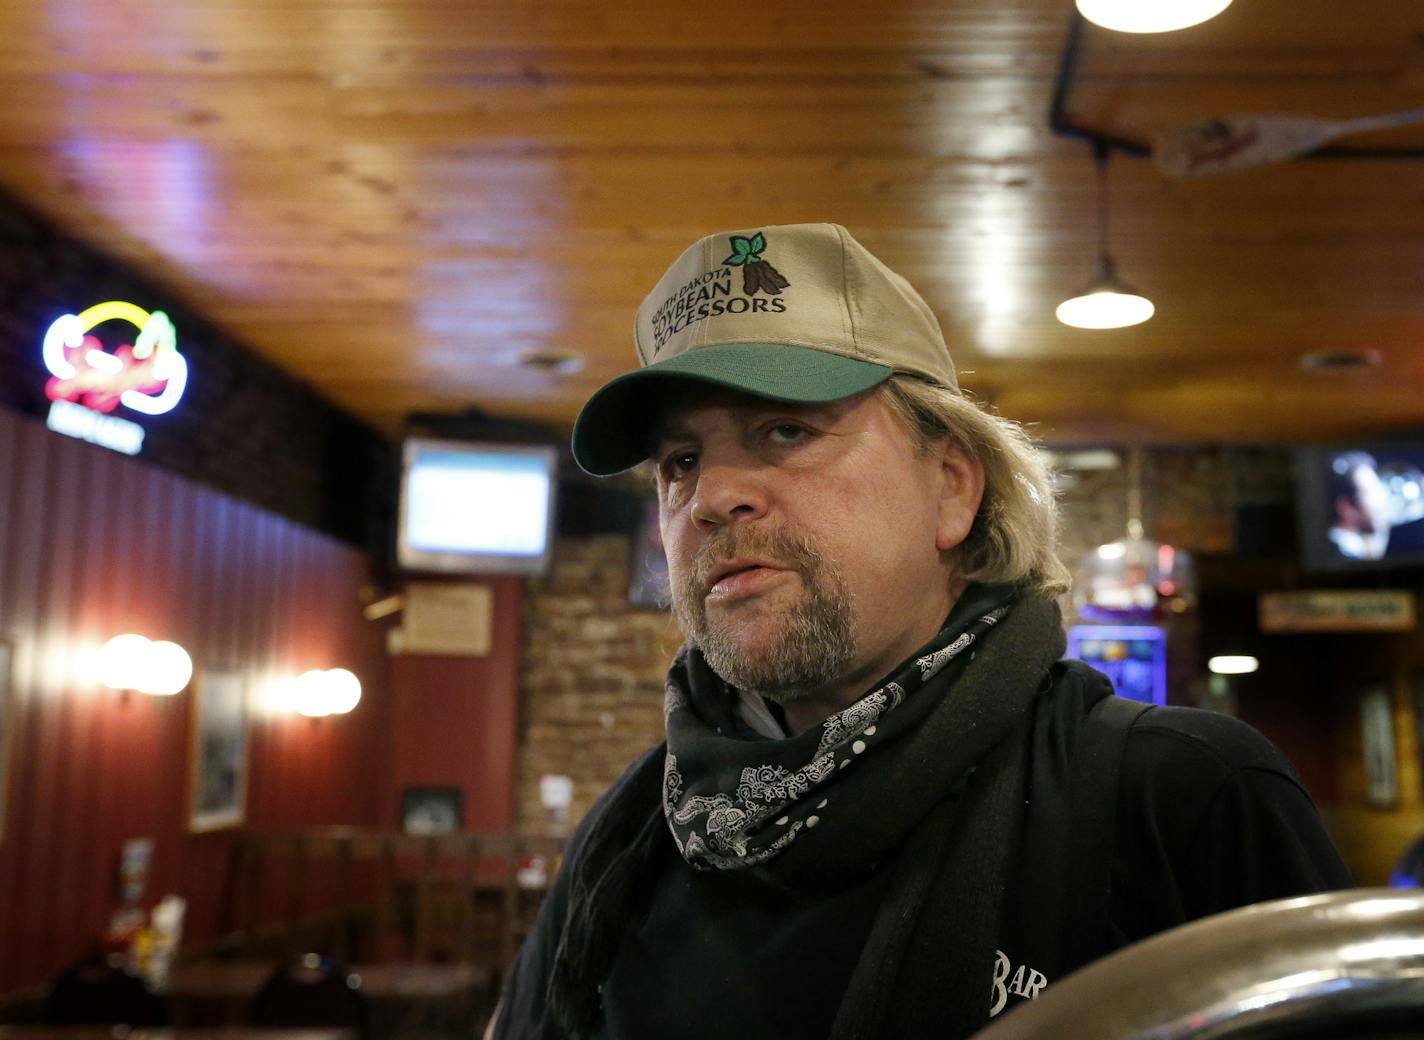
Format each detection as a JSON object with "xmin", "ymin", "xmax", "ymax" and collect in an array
[
  {"xmin": 751, "ymin": 399, "xmax": 846, "ymax": 426},
  {"xmin": 645, "ymin": 419, "xmax": 695, "ymax": 454}
]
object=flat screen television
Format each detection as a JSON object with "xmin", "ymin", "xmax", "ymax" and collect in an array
[
  {"xmin": 397, "ymin": 438, "xmax": 557, "ymax": 575},
  {"xmin": 1295, "ymin": 444, "xmax": 1424, "ymax": 572}
]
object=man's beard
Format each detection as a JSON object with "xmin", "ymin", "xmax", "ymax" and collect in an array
[{"xmin": 671, "ymin": 526, "xmax": 856, "ymax": 704}]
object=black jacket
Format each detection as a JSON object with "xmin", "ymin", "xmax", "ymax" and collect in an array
[{"xmin": 496, "ymin": 662, "xmax": 1352, "ymax": 1039}]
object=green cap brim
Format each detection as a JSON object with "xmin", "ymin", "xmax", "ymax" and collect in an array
[{"xmin": 570, "ymin": 342, "xmax": 893, "ymax": 476}]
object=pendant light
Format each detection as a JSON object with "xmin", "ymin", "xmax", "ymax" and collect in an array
[
  {"xmin": 1074, "ymin": 448, "xmax": 1195, "ymax": 621},
  {"xmin": 1076, "ymin": 0, "xmax": 1232, "ymax": 34},
  {"xmin": 1056, "ymin": 143, "xmax": 1154, "ymax": 330}
]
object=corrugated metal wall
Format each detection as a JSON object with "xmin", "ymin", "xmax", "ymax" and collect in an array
[{"xmin": 0, "ymin": 406, "xmax": 392, "ymax": 995}]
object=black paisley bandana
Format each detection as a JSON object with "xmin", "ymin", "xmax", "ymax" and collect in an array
[{"xmin": 662, "ymin": 582, "xmax": 1015, "ymax": 875}]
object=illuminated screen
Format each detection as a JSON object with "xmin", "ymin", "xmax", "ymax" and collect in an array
[
  {"xmin": 398, "ymin": 439, "xmax": 556, "ymax": 575},
  {"xmin": 1295, "ymin": 445, "xmax": 1424, "ymax": 572},
  {"xmin": 1065, "ymin": 625, "xmax": 1168, "ymax": 706}
]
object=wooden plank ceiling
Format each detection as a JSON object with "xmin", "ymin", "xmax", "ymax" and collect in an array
[{"xmin": 0, "ymin": 0, "xmax": 1421, "ymax": 445}]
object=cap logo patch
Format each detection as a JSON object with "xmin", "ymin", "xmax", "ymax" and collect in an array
[
  {"xmin": 648, "ymin": 230, "xmax": 790, "ymax": 356},
  {"xmin": 722, "ymin": 232, "xmax": 790, "ymax": 296}
]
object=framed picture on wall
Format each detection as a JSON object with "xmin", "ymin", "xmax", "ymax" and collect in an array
[
  {"xmin": 0, "ymin": 638, "xmax": 13, "ymax": 843},
  {"xmin": 1361, "ymin": 683, "xmax": 1399, "ymax": 809},
  {"xmin": 401, "ymin": 787, "xmax": 464, "ymax": 835},
  {"xmin": 189, "ymin": 669, "xmax": 249, "ymax": 832}
]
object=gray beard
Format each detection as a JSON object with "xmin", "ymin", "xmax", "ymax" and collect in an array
[{"xmin": 671, "ymin": 527, "xmax": 856, "ymax": 704}]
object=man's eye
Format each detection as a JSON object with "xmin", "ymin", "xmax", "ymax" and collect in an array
[
  {"xmin": 767, "ymin": 423, "xmax": 809, "ymax": 444},
  {"xmin": 662, "ymin": 451, "xmax": 698, "ymax": 478}
]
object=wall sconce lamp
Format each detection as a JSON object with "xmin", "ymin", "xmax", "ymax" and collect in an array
[
  {"xmin": 291, "ymin": 668, "xmax": 362, "ymax": 718},
  {"xmin": 99, "ymin": 634, "xmax": 193, "ymax": 696}
]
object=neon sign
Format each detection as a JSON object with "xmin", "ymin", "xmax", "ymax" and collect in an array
[
  {"xmin": 44, "ymin": 301, "xmax": 188, "ymax": 415},
  {"xmin": 46, "ymin": 400, "xmax": 145, "ymax": 455},
  {"xmin": 41, "ymin": 301, "xmax": 189, "ymax": 455}
]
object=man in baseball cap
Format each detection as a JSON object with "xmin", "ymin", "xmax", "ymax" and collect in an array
[
  {"xmin": 571, "ymin": 222, "xmax": 957, "ymax": 478},
  {"xmin": 489, "ymin": 224, "xmax": 1349, "ymax": 1039}
]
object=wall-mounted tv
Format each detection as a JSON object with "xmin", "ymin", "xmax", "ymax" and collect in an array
[
  {"xmin": 397, "ymin": 438, "xmax": 557, "ymax": 575},
  {"xmin": 1295, "ymin": 444, "xmax": 1424, "ymax": 572}
]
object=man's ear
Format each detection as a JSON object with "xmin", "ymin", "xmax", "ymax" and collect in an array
[{"xmin": 936, "ymin": 447, "xmax": 986, "ymax": 552}]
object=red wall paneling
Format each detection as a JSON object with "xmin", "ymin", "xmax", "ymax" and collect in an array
[
  {"xmin": 387, "ymin": 576, "xmax": 522, "ymax": 835},
  {"xmin": 0, "ymin": 406, "xmax": 393, "ymax": 997}
]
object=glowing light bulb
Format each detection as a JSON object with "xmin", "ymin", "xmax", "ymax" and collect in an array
[
  {"xmin": 99, "ymin": 634, "xmax": 151, "ymax": 690},
  {"xmin": 293, "ymin": 669, "xmax": 332, "ymax": 717},
  {"xmin": 141, "ymin": 640, "xmax": 193, "ymax": 695},
  {"xmin": 1077, "ymin": 0, "xmax": 1232, "ymax": 33},
  {"xmin": 1056, "ymin": 289, "xmax": 1155, "ymax": 330},
  {"xmin": 325, "ymin": 669, "xmax": 362, "ymax": 714},
  {"xmin": 1209, "ymin": 655, "xmax": 1259, "ymax": 675}
]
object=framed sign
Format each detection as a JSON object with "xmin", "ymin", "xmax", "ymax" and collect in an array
[
  {"xmin": 0, "ymin": 639, "xmax": 12, "ymax": 842},
  {"xmin": 1260, "ymin": 590, "xmax": 1415, "ymax": 633},
  {"xmin": 1361, "ymin": 684, "xmax": 1398, "ymax": 809},
  {"xmin": 389, "ymin": 582, "xmax": 493, "ymax": 657},
  {"xmin": 189, "ymin": 670, "xmax": 248, "ymax": 832}
]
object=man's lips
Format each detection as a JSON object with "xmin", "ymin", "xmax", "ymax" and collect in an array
[
  {"xmin": 707, "ymin": 557, "xmax": 778, "ymax": 586},
  {"xmin": 705, "ymin": 559, "xmax": 791, "ymax": 598}
]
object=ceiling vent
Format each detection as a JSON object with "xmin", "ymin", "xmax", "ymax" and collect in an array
[
  {"xmin": 517, "ymin": 350, "xmax": 584, "ymax": 375},
  {"xmin": 1299, "ymin": 349, "xmax": 1382, "ymax": 373}
]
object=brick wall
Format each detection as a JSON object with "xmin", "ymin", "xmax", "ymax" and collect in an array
[
  {"xmin": 0, "ymin": 187, "xmax": 394, "ymax": 547},
  {"xmin": 515, "ymin": 534, "xmax": 680, "ymax": 834}
]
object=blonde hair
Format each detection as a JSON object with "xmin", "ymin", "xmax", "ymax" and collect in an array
[{"xmin": 877, "ymin": 375, "xmax": 1071, "ymax": 595}]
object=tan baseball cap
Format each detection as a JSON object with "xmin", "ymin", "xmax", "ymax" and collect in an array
[{"xmin": 571, "ymin": 222, "xmax": 958, "ymax": 476}]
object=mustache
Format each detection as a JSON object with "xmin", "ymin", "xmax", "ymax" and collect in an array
[{"xmin": 690, "ymin": 526, "xmax": 823, "ymax": 595}]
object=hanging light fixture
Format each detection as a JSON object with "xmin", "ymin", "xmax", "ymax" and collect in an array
[
  {"xmin": 1076, "ymin": 0, "xmax": 1232, "ymax": 34},
  {"xmin": 1074, "ymin": 448, "xmax": 1196, "ymax": 621},
  {"xmin": 1057, "ymin": 143, "xmax": 1154, "ymax": 330}
]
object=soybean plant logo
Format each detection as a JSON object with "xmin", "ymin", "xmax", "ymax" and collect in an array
[{"xmin": 723, "ymin": 232, "xmax": 790, "ymax": 296}]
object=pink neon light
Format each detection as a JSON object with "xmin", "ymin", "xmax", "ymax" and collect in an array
[{"xmin": 45, "ymin": 335, "xmax": 171, "ymax": 414}]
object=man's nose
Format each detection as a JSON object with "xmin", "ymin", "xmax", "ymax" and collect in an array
[{"xmin": 689, "ymin": 457, "xmax": 769, "ymax": 529}]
